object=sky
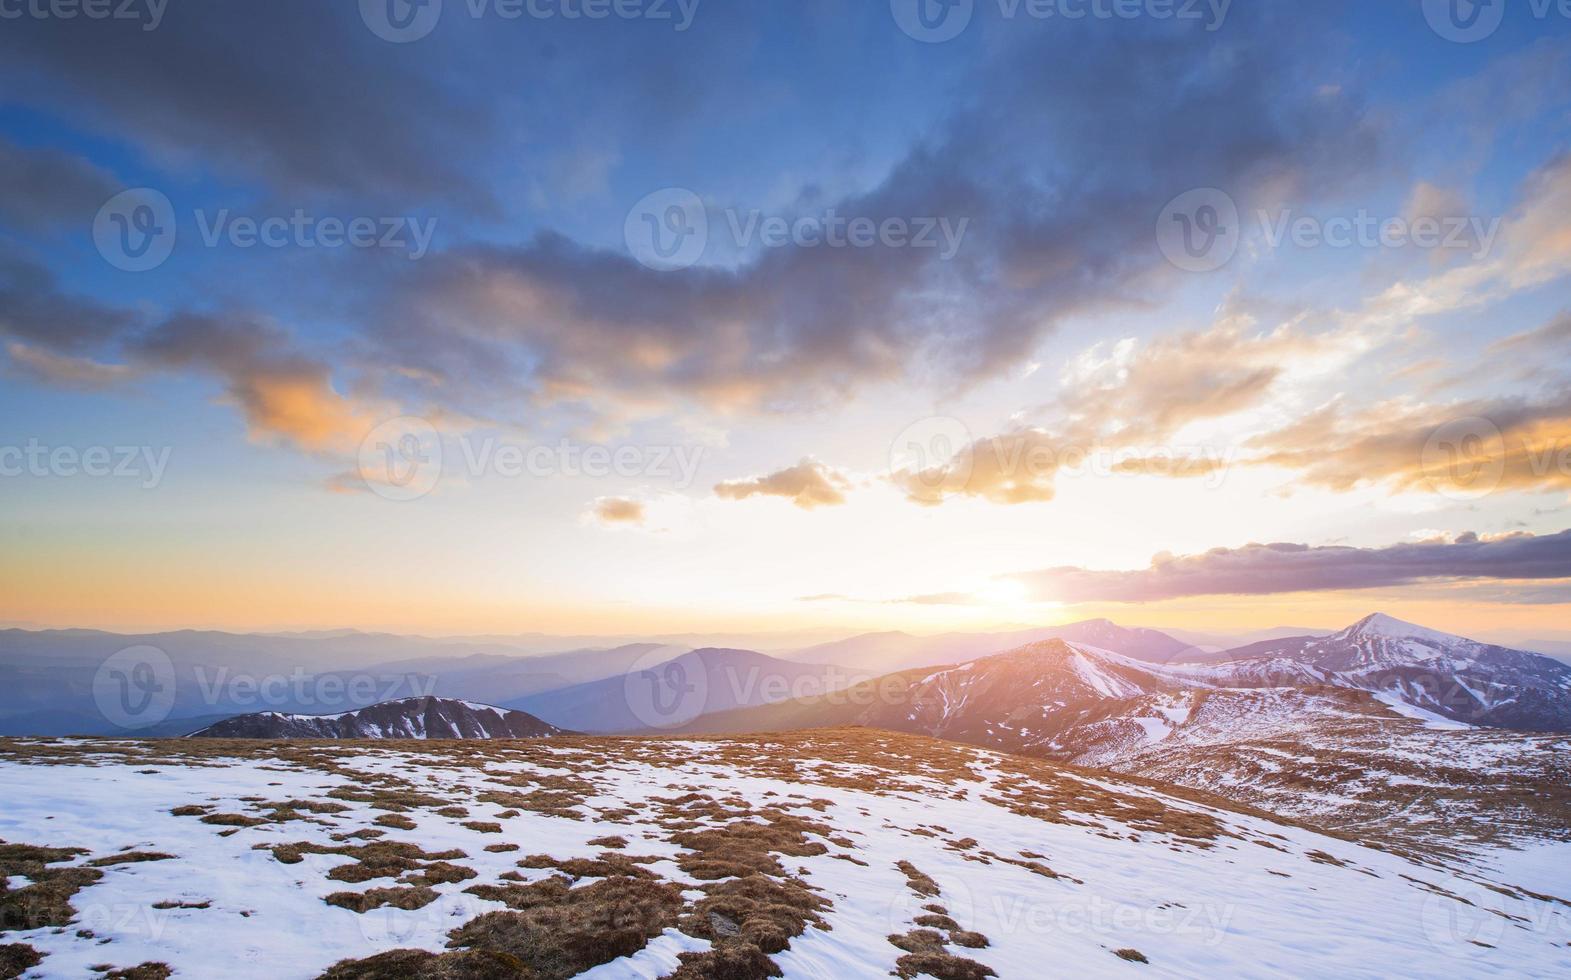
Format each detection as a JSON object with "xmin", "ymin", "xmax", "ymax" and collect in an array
[{"xmin": 2, "ymin": 0, "xmax": 1571, "ymax": 642}]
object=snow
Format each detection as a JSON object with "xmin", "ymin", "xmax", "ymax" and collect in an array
[
  {"xmin": 1347, "ymin": 613, "xmax": 1467, "ymax": 646},
  {"xmin": 2, "ymin": 737, "xmax": 1569, "ymax": 978},
  {"xmin": 1370, "ymin": 692, "xmax": 1474, "ymax": 731}
]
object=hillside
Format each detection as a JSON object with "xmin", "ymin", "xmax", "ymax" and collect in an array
[
  {"xmin": 1, "ymin": 730, "xmax": 1567, "ymax": 978},
  {"xmin": 685, "ymin": 619, "xmax": 1571, "ymax": 857}
]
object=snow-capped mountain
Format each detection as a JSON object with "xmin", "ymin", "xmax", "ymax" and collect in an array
[
  {"xmin": 686, "ymin": 618, "xmax": 1571, "ymax": 854},
  {"xmin": 1206, "ymin": 613, "xmax": 1571, "ymax": 730},
  {"xmin": 187, "ymin": 696, "xmax": 566, "ymax": 739}
]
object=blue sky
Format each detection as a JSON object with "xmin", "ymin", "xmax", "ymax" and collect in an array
[{"xmin": 2, "ymin": 0, "xmax": 1571, "ymax": 638}]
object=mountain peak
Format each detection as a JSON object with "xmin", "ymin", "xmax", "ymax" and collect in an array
[{"xmin": 1342, "ymin": 613, "xmax": 1458, "ymax": 644}]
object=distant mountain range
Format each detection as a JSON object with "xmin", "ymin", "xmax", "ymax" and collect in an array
[
  {"xmin": 786, "ymin": 618, "xmax": 1200, "ymax": 673},
  {"xmin": 682, "ymin": 613, "xmax": 1571, "ymax": 852},
  {"xmin": 188, "ymin": 696, "xmax": 564, "ymax": 739},
  {"xmin": 6, "ymin": 615, "xmax": 1569, "ymax": 738},
  {"xmin": 694, "ymin": 614, "xmax": 1571, "ymax": 737},
  {"xmin": 508, "ymin": 647, "xmax": 865, "ymax": 733}
]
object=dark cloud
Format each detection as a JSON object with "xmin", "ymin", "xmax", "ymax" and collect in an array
[
  {"xmin": 1012, "ymin": 531, "xmax": 1571, "ymax": 603},
  {"xmin": 346, "ymin": 9, "xmax": 1384, "ymax": 424},
  {"xmin": 0, "ymin": 249, "xmax": 139, "ymax": 353},
  {"xmin": 0, "ymin": 137, "xmax": 120, "ymax": 232},
  {"xmin": 0, "ymin": 1, "xmax": 492, "ymax": 211}
]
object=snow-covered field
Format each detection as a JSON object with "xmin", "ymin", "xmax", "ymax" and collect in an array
[{"xmin": 1, "ymin": 730, "xmax": 1568, "ymax": 978}]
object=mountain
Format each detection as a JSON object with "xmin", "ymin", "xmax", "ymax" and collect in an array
[
  {"xmin": 688, "ymin": 618, "xmax": 1571, "ymax": 855},
  {"xmin": 3, "ymin": 728, "xmax": 1567, "ymax": 977},
  {"xmin": 787, "ymin": 619, "xmax": 1197, "ymax": 674},
  {"xmin": 1205, "ymin": 613, "xmax": 1571, "ymax": 730},
  {"xmin": 187, "ymin": 697, "xmax": 565, "ymax": 739},
  {"xmin": 507, "ymin": 647, "xmax": 862, "ymax": 733},
  {"xmin": 0, "ymin": 628, "xmax": 686, "ymax": 735}
]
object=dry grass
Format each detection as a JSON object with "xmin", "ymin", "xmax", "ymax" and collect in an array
[
  {"xmin": 664, "ymin": 942, "xmax": 782, "ymax": 978},
  {"xmin": 99, "ymin": 964, "xmax": 173, "ymax": 979},
  {"xmin": 324, "ymin": 886, "xmax": 438, "ymax": 913},
  {"xmin": 447, "ymin": 876, "xmax": 684, "ymax": 979},
  {"xmin": 0, "ymin": 942, "xmax": 42, "ymax": 977},
  {"xmin": 319, "ymin": 948, "xmax": 529, "ymax": 979},
  {"xmin": 0, "ymin": 841, "xmax": 102, "ymax": 932},
  {"xmin": 88, "ymin": 851, "xmax": 176, "ymax": 867},
  {"xmin": 887, "ymin": 929, "xmax": 996, "ymax": 979}
]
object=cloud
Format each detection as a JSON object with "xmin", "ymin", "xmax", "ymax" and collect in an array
[
  {"xmin": 0, "ymin": 249, "xmax": 139, "ymax": 353},
  {"xmin": 5, "ymin": 341, "xmax": 138, "ymax": 389},
  {"xmin": 1491, "ymin": 310, "xmax": 1571, "ymax": 355},
  {"xmin": 0, "ymin": 2, "xmax": 493, "ymax": 211},
  {"xmin": 0, "ymin": 137, "xmax": 120, "ymax": 232},
  {"xmin": 715, "ymin": 458, "xmax": 850, "ymax": 509},
  {"xmin": 130, "ymin": 314, "xmax": 377, "ymax": 454},
  {"xmin": 345, "ymin": 11, "xmax": 1384, "ymax": 426},
  {"xmin": 1011, "ymin": 530, "xmax": 1571, "ymax": 603},
  {"xmin": 586, "ymin": 496, "xmax": 648, "ymax": 526},
  {"xmin": 1245, "ymin": 390, "xmax": 1571, "ymax": 496}
]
